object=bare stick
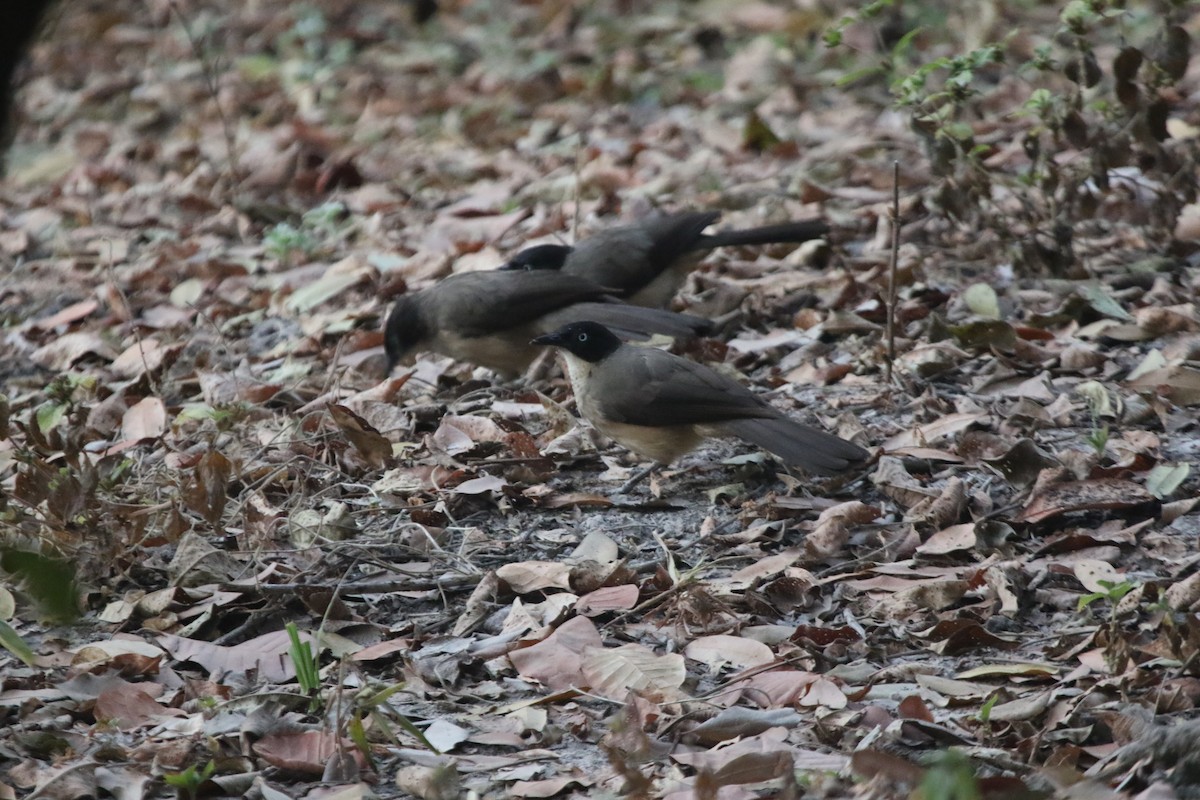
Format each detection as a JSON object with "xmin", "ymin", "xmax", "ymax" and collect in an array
[
  {"xmin": 885, "ymin": 160, "xmax": 900, "ymax": 385},
  {"xmin": 572, "ymin": 144, "xmax": 584, "ymax": 244},
  {"xmin": 167, "ymin": 0, "xmax": 241, "ymax": 192}
]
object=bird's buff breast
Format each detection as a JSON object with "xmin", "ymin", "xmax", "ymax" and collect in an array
[
  {"xmin": 563, "ymin": 355, "xmax": 702, "ymax": 464},
  {"xmin": 438, "ymin": 330, "xmax": 534, "ymax": 377}
]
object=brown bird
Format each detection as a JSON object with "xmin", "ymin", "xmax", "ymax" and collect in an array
[
  {"xmin": 532, "ymin": 321, "xmax": 868, "ymax": 489},
  {"xmin": 383, "ymin": 270, "xmax": 711, "ymax": 377},
  {"xmin": 502, "ymin": 210, "xmax": 828, "ymax": 307}
]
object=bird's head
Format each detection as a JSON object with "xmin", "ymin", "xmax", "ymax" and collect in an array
[
  {"xmin": 501, "ymin": 243, "xmax": 574, "ymax": 272},
  {"xmin": 383, "ymin": 294, "xmax": 429, "ymax": 373},
  {"xmin": 532, "ymin": 321, "xmax": 622, "ymax": 363}
]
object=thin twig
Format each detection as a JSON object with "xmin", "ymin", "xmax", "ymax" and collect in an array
[
  {"xmin": 572, "ymin": 144, "xmax": 584, "ymax": 244},
  {"xmin": 167, "ymin": 0, "xmax": 241, "ymax": 192},
  {"xmin": 885, "ymin": 160, "xmax": 900, "ymax": 385},
  {"xmin": 101, "ymin": 239, "xmax": 161, "ymax": 398}
]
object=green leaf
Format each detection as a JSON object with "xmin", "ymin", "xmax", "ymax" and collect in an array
[
  {"xmin": 1077, "ymin": 282, "xmax": 1134, "ymax": 321},
  {"xmin": 948, "ymin": 319, "xmax": 1017, "ymax": 350},
  {"xmin": 36, "ymin": 403, "xmax": 67, "ymax": 434},
  {"xmin": 1146, "ymin": 463, "xmax": 1189, "ymax": 499},
  {"xmin": 0, "ymin": 620, "xmax": 36, "ymax": 666},
  {"xmin": 963, "ymin": 283, "xmax": 1001, "ymax": 319},
  {"xmin": 0, "ymin": 550, "xmax": 79, "ymax": 623},
  {"xmin": 743, "ymin": 111, "xmax": 782, "ymax": 152}
]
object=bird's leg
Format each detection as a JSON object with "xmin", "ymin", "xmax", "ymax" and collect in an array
[{"xmin": 618, "ymin": 463, "xmax": 660, "ymax": 494}]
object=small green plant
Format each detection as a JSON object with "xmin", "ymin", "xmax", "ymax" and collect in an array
[
  {"xmin": 920, "ymin": 750, "xmax": 981, "ymax": 800},
  {"xmin": 286, "ymin": 622, "xmax": 322, "ymax": 710},
  {"xmin": 1086, "ymin": 424, "xmax": 1109, "ymax": 455},
  {"xmin": 163, "ymin": 760, "xmax": 215, "ymax": 800},
  {"xmin": 1077, "ymin": 578, "xmax": 1136, "ymax": 613},
  {"xmin": 825, "ymin": 1, "xmax": 1198, "ymax": 272},
  {"xmin": 976, "ymin": 692, "xmax": 998, "ymax": 724},
  {"xmin": 355, "ymin": 683, "xmax": 440, "ymax": 754},
  {"xmin": 264, "ymin": 202, "xmax": 353, "ymax": 264},
  {"xmin": 264, "ymin": 222, "xmax": 314, "ymax": 262}
]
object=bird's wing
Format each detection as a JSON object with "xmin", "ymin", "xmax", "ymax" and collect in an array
[
  {"xmin": 437, "ymin": 272, "xmax": 609, "ymax": 337},
  {"xmin": 538, "ymin": 302, "xmax": 710, "ymax": 341},
  {"xmin": 592, "ymin": 346, "xmax": 777, "ymax": 428},
  {"xmin": 566, "ymin": 211, "xmax": 720, "ymax": 294},
  {"xmin": 643, "ymin": 210, "xmax": 722, "ymax": 263}
]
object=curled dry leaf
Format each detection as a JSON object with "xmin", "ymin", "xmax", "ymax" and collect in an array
[
  {"xmin": 253, "ymin": 730, "xmax": 366, "ymax": 776},
  {"xmin": 198, "ymin": 371, "xmax": 281, "ymax": 406},
  {"xmin": 872, "ymin": 457, "xmax": 937, "ymax": 509},
  {"xmin": 430, "ymin": 414, "xmax": 508, "ymax": 456},
  {"xmin": 508, "ymin": 616, "xmax": 603, "ymax": 692},
  {"xmin": 987, "ymin": 438, "xmax": 1060, "ymax": 489},
  {"xmin": 1019, "ymin": 478, "xmax": 1157, "ymax": 524},
  {"xmin": 907, "ymin": 476, "xmax": 966, "ymax": 528},
  {"xmin": 32, "ymin": 298, "xmax": 99, "ymax": 330},
  {"xmin": 327, "ymin": 402, "xmax": 391, "ymax": 468},
  {"xmin": 1127, "ymin": 365, "xmax": 1200, "ymax": 406},
  {"xmin": 684, "ymin": 707, "xmax": 805, "ymax": 746},
  {"xmin": 805, "ymin": 500, "xmax": 877, "ymax": 560}
]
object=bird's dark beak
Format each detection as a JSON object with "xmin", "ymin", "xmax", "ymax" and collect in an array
[{"xmin": 531, "ymin": 332, "xmax": 562, "ymax": 347}]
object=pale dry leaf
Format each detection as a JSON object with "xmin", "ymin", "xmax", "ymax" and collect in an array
[
  {"xmin": 496, "ymin": 561, "xmax": 573, "ymax": 594},
  {"xmin": 574, "ymin": 585, "xmax": 639, "ymax": 617},
  {"xmin": 110, "ymin": 338, "xmax": 168, "ymax": 378},
  {"xmin": 423, "ymin": 719, "xmax": 470, "ymax": 753},
  {"xmin": 33, "ymin": 298, "xmax": 99, "ymax": 330},
  {"xmin": 882, "ymin": 411, "xmax": 989, "ymax": 452},
  {"xmin": 684, "ymin": 635, "xmax": 774, "ymax": 672},
  {"xmin": 916, "ymin": 523, "xmax": 977, "ymax": 555},
  {"xmin": 567, "ymin": 531, "xmax": 619, "ymax": 564},
  {"xmin": 452, "ymin": 474, "xmax": 508, "ymax": 495},
  {"xmin": 1073, "ymin": 559, "xmax": 1124, "ymax": 594},
  {"xmin": 158, "ymin": 628, "xmax": 315, "ymax": 683},
  {"xmin": 580, "ymin": 644, "xmax": 686, "ymax": 700},
  {"xmin": 30, "ymin": 330, "xmax": 119, "ymax": 369},
  {"xmin": 120, "ymin": 397, "xmax": 167, "ymax": 442}
]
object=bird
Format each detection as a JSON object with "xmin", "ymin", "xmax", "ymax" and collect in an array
[
  {"xmin": 501, "ymin": 210, "xmax": 829, "ymax": 307},
  {"xmin": 532, "ymin": 321, "xmax": 869, "ymax": 490},
  {"xmin": 383, "ymin": 270, "xmax": 712, "ymax": 377}
]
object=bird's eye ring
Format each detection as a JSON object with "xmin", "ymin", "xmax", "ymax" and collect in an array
[{"xmin": 577, "ymin": 333, "xmax": 588, "ymax": 342}]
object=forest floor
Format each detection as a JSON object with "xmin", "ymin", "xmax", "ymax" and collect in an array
[{"xmin": 2, "ymin": 1, "xmax": 1200, "ymax": 799}]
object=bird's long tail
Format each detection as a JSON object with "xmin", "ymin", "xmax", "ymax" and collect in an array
[
  {"xmin": 719, "ymin": 417, "xmax": 867, "ymax": 475},
  {"xmin": 700, "ymin": 219, "xmax": 829, "ymax": 250}
]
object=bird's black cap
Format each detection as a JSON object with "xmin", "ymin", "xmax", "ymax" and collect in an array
[
  {"xmin": 532, "ymin": 321, "xmax": 623, "ymax": 362},
  {"xmin": 501, "ymin": 244, "xmax": 574, "ymax": 272}
]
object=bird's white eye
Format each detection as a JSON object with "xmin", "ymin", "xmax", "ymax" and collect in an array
[{"xmin": 577, "ymin": 333, "xmax": 588, "ymax": 342}]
